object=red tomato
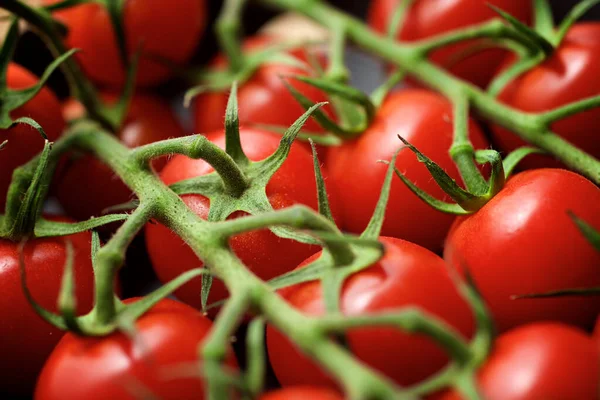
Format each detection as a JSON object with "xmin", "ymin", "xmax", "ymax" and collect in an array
[
  {"xmin": 433, "ymin": 323, "xmax": 600, "ymax": 400},
  {"xmin": 145, "ymin": 128, "xmax": 339, "ymax": 309},
  {"xmin": 445, "ymin": 169, "xmax": 600, "ymax": 333},
  {"xmin": 368, "ymin": 0, "xmax": 531, "ymax": 88},
  {"xmin": 491, "ymin": 23, "xmax": 600, "ymax": 169},
  {"xmin": 194, "ymin": 35, "xmax": 330, "ymax": 136},
  {"xmin": 0, "ymin": 217, "xmax": 95, "ymax": 396},
  {"xmin": 43, "ymin": 0, "xmax": 207, "ymax": 87},
  {"xmin": 34, "ymin": 298, "xmax": 238, "ymax": 400},
  {"xmin": 327, "ymin": 89, "xmax": 488, "ymax": 252},
  {"xmin": 260, "ymin": 387, "xmax": 344, "ymax": 400},
  {"xmin": 54, "ymin": 93, "xmax": 184, "ymax": 222},
  {"xmin": 0, "ymin": 63, "xmax": 65, "ymax": 210},
  {"xmin": 267, "ymin": 237, "xmax": 474, "ymax": 388},
  {"xmin": 594, "ymin": 317, "xmax": 600, "ymax": 352}
]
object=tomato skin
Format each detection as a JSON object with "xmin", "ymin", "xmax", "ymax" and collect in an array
[
  {"xmin": 0, "ymin": 217, "xmax": 95, "ymax": 396},
  {"xmin": 0, "ymin": 63, "xmax": 65, "ymax": 210},
  {"xmin": 145, "ymin": 128, "xmax": 339, "ymax": 309},
  {"xmin": 43, "ymin": 0, "xmax": 207, "ymax": 87},
  {"xmin": 267, "ymin": 237, "xmax": 474, "ymax": 388},
  {"xmin": 327, "ymin": 89, "xmax": 488, "ymax": 252},
  {"xmin": 491, "ymin": 23, "xmax": 600, "ymax": 170},
  {"xmin": 194, "ymin": 36, "xmax": 330, "ymax": 136},
  {"xmin": 594, "ymin": 317, "xmax": 600, "ymax": 352},
  {"xmin": 368, "ymin": 0, "xmax": 531, "ymax": 88},
  {"xmin": 444, "ymin": 169, "xmax": 600, "ymax": 333},
  {"xmin": 260, "ymin": 387, "xmax": 344, "ymax": 400},
  {"xmin": 433, "ymin": 323, "xmax": 600, "ymax": 400},
  {"xmin": 34, "ymin": 298, "xmax": 238, "ymax": 400},
  {"xmin": 54, "ymin": 93, "xmax": 184, "ymax": 223}
]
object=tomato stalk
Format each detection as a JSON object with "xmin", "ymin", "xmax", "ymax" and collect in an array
[
  {"xmin": 215, "ymin": 0, "xmax": 247, "ymax": 74},
  {"xmin": 258, "ymin": 0, "xmax": 600, "ymax": 185}
]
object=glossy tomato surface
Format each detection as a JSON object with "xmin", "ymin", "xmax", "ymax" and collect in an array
[
  {"xmin": 55, "ymin": 93, "xmax": 184, "ymax": 222},
  {"xmin": 434, "ymin": 323, "xmax": 600, "ymax": 400},
  {"xmin": 368, "ymin": 0, "xmax": 531, "ymax": 88},
  {"xmin": 0, "ymin": 218, "xmax": 95, "ymax": 396},
  {"xmin": 146, "ymin": 128, "xmax": 338, "ymax": 309},
  {"xmin": 327, "ymin": 89, "xmax": 488, "ymax": 252},
  {"xmin": 445, "ymin": 169, "xmax": 600, "ymax": 333},
  {"xmin": 194, "ymin": 35, "xmax": 330, "ymax": 135},
  {"xmin": 44, "ymin": 0, "xmax": 207, "ymax": 87},
  {"xmin": 0, "ymin": 63, "xmax": 65, "ymax": 210},
  {"xmin": 492, "ymin": 23, "xmax": 600, "ymax": 169},
  {"xmin": 35, "ymin": 298, "xmax": 238, "ymax": 400},
  {"xmin": 260, "ymin": 387, "xmax": 344, "ymax": 400},
  {"xmin": 267, "ymin": 237, "xmax": 474, "ymax": 388}
]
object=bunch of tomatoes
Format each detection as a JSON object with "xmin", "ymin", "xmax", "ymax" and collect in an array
[{"xmin": 1, "ymin": 0, "xmax": 600, "ymax": 399}]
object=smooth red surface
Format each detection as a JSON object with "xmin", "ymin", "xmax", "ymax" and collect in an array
[
  {"xmin": 0, "ymin": 218, "xmax": 95, "ymax": 396},
  {"xmin": 0, "ymin": 63, "xmax": 65, "ymax": 210},
  {"xmin": 492, "ymin": 23, "xmax": 600, "ymax": 169},
  {"xmin": 54, "ymin": 93, "xmax": 184, "ymax": 222},
  {"xmin": 327, "ymin": 89, "xmax": 488, "ymax": 252},
  {"xmin": 146, "ymin": 128, "xmax": 339, "ymax": 308},
  {"xmin": 44, "ymin": 0, "xmax": 207, "ymax": 87},
  {"xmin": 434, "ymin": 324, "xmax": 600, "ymax": 400},
  {"xmin": 445, "ymin": 169, "xmax": 600, "ymax": 332},
  {"xmin": 267, "ymin": 237, "xmax": 474, "ymax": 388},
  {"xmin": 194, "ymin": 36, "xmax": 330, "ymax": 136},
  {"xmin": 34, "ymin": 298, "xmax": 238, "ymax": 400},
  {"xmin": 368, "ymin": 0, "xmax": 531, "ymax": 88},
  {"xmin": 260, "ymin": 387, "xmax": 344, "ymax": 400}
]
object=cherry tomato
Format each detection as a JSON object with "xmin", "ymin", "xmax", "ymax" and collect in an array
[
  {"xmin": 368, "ymin": 0, "xmax": 531, "ymax": 88},
  {"xmin": 327, "ymin": 89, "xmax": 488, "ymax": 252},
  {"xmin": 54, "ymin": 93, "xmax": 184, "ymax": 222},
  {"xmin": 34, "ymin": 298, "xmax": 238, "ymax": 400},
  {"xmin": 0, "ymin": 217, "xmax": 95, "ymax": 396},
  {"xmin": 0, "ymin": 63, "xmax": 65, "ymax": 210},
  {"xmin": 491, "ymin": 23, "xmax": 600, "ymax": 169},
  {"xmin": 267, "ymin": 237, "xmax": 474, "ymax": 388},
  {"xmin": 434, "ymin": 323, "xmax": 600, "ymax": 400},
  {"xmin": 445, "ymin": 169, "xmax": 600, "ymax": 333},
  {"xmin": 194, "ymin": 35, "xmax": 330, "ymax": 136},
  {"xmin": 260, "ymin": 387, "xmax": 344, "ymax": 400},
  {"xmin": 145, "ymin": 128, "xmax": 339, "ymax": 309},
  {"xmin": 43, "ymin": 0, "xmax": 207, "ymax": 87}
]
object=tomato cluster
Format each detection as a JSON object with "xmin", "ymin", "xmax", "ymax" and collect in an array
[{"xmin": 1, "ymin": 0, "xmax": 599, "ymax": 399}]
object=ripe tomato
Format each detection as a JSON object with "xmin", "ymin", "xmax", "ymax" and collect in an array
[
  {"xmin": 0, "ymin": 63, "xmax": 65, "ymax": 210},
  {"xmin": 43, "ymin": 0, "xmax": 207, "ymax": 87},
  {"xmin": 0, "ymin": 217, "xmax": 95, "ymax": 396},
  {"xmin": 145, "ymin": 128, "xmax": 339, "ymax": 309},
  {"xmin": 54, "ymin": 93, "xmax": 184, "ymax": 222},
  {"xmin": 194, "ymin": 35, "xmax": 330, "ymax": 136},
  {"xmin": 433, "ymin": 323, "xmax": 600, "ymax": 400},
  {"xmin": 445, "ymin": 169, "xmax": 600, "ymax": 333},
  {"xmin": 34, "ymin": 298, "xmax": 238, "ymax": 400},
  {"xmin": 267, "ymin": 237, "xmax": 474, "ymax": 388},
  {"xmin": 491, "ymin": 23, "xmax": 600, "ymax": 169},
  {"xmin": 260, "ymin": 387, "xmax": 344, "ymax": 400},
  {"xmin": 368, "ymin": 0, "xmax": 531, "ymax": 88},
  {"xmin": 594, "ymin": 317, "xmax": 600, "ymax": 352},
  {"xmin": 327, "ymin": 89, "xmax": 488, "ymax": 252}
]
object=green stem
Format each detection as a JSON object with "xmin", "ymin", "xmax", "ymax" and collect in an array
[
  {"xmin": 215, "ymin": 0, "xmax": 247, "ymax": 73},
  {"xmin": 539, "ymin": 95, "xmax": 600, "ymax": 124},
  {"xmin": 258, "ymin": 0, "xmax": 600, "ymax": 185},
  {"xmin": 319, "ymin": 310, "xmax": 472, "ymax": 366},
  {"xmin": 132, "ymin": 135, "xmax": 249, "ymax": 197},
  {"xmin": 325, "ymin": 22, "xmax": 350, "ymax": 83},
  {"xmin": 92, "ymin": 204, "xmax": 152, "ymax": 324},
  {"xmin": 202, "ymin": 290, "xmax": 250, "ymax": 400},
  {"xmin": 0, "ymin": 0, "xmax": 115, "ymax": 131},
  {"xmin": 449, "ymin": 95, "xmax": 488, "ymax": 195},
  {"xmin": 212, "ymin": 205, "xmax": 354, "ymax": 266}
]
